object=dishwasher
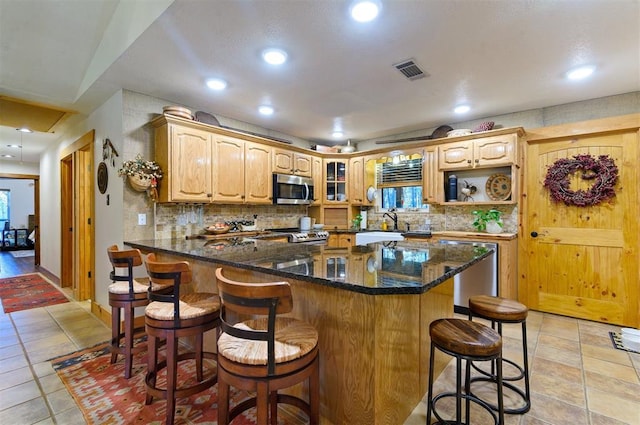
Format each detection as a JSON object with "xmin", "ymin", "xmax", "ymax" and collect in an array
[{"xmin": 439, "ymin": 240, "xmax": 498, "ymax": 314}]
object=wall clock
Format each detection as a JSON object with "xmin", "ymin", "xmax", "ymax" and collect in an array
[{"xmin": 97, "ymin": 161, "xmax": 108, "ymax": 194}]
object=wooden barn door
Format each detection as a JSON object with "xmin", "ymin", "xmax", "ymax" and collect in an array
[{"xmin": 521, "ymin": 121, "xmax": 638, "ymax": 327}]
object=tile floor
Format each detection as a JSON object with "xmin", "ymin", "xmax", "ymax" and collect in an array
[
  {"xmin": 0, "ymin": 289, "xmax": 111, "ymax": 425},
  {"xmin": 1, "ymin": 289, "xmax": 639, "ymax": 424}
]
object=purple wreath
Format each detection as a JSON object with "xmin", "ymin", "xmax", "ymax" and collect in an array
[{"xmin": 543, "ymin": 154, "xmax": 618, "ymax": 206}]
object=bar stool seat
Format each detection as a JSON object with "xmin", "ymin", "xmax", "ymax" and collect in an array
[
  {"xmin": 427, "ymin": 318, "xmax": 504, "ymax": 425},
  {"xmin": 468, "ymin": 295, "xmax": 531, "ymax": 415},
  {"xmin": 144, "ymin": 253, "xmax": 221, "ymax": 425}
]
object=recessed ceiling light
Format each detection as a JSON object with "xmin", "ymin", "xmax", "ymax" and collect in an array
[
  {"xmin": 350, "ymin": 1, "xmax": 380, "ymax": 22},
  {"xmin": 206, "ymin": 78, "xmax": 227, "ymax": 90},
  {"xmin": 258, "ymin": 105, "xmax": 274, "ymax": 116},
  {"xmin": 566, "ymin": 65, "xmax": 595, "ymax": 80},
  {"xmin": 16, "ymin": 127, "xmax": 32, "ymax": 133},
  {"xmin": 7, "ymin": 144, "xmax": 20, "ymax": 148},
  {"xmin": 1, "ymin": 154, "xmax": 15, "ymax": 158},
  {"xmin": 332, "ymin": 131, "xmax": 344, "ymax": 138},
  {"xmin": 262, "ymin": 48, "xmax": 287, "ymax": 65},
  {"xmin": 454, "ymin": 105, "xmax": 470, "ymax": 114}
]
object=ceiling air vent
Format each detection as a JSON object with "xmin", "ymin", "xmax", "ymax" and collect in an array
[{"xmin": 393, "ymin": 59, "xmax": 428, "ymax": 81}]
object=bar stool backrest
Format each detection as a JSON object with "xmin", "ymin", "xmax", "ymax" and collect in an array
[
  {"xmin": 215, "ymin": 268, "xmax": 293, "ymax": 375},
  {"xmin": 144, "ymin": 253, "xmax": 192, "ymax": 326},
  {"xmin": 107, "ymin": 245, "xmax": 143, "ymax": 293}
]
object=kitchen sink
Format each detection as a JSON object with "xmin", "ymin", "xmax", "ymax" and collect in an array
[{"xmin": 355, "ymin": 231, "xmax": 405, "ymax": 245}]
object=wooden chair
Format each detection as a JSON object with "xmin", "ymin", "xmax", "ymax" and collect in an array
[
  {"xmin": 107, "ymin": 245, "xmax": 170, "ymax": 379},
  {"xmin": 144, "ymin": 253, "xmax": 221, "ymax": 425},
  {"xmin": 215, "ymin": 268, "xmax": 320, "ymax": 425}
]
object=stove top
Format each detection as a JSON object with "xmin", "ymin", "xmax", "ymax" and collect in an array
[{"xmin": 288, "ymin": 231, "xmax": 329, "ymax": 243}]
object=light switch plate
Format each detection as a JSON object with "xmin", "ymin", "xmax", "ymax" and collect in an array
[{"xmin": 138, "ymin": 214, "xmax": 146, "ymax": 225}]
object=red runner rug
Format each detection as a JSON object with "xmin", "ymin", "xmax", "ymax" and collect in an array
[
  {"xmin": 51, "ymin": 340, "xmax": 302, "ymax": 425},
  {"xmin": 0, "ymin": 273, "xmax": 69, "ymax": 313}
]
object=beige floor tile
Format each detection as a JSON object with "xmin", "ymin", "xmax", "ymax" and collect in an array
[
  {"xmin": 38, "ymin": 372, "xmax": 65, "ymax": 394},
  {"xmin": 0, "ymin": 342, "xmax": 24, "ymax": 358},
  {"xmin": 31, "ymin": 361, "xmax": 55, "ymax": 378},
  {"xmin": 587, "ymin": 387, "xmax": 640, "ymax": 424},
  {"xmin": 32, "ymin": 418, "xmax": 55, "ymax": 425},
  {"xmin": 0, "ymin": 352, "xmax": 29, "ymax": 373},
  {"xmin": 581, "ymin": 330, "xmax": 618, "ymax": 348},
  {"xmin": 0, "ymin": 380, "xmax": 41, "ymax": 411},
  {"xmin": 581, "ymin": 343, "xmax": 633, "ymax": 367},
  {"xmin": 0, "ymin": 396, "xmax": 51, "ymax": 425},
  {"xmin": 0, "ymin": 332, "xmax": 20, "ymax": 348},
  {"xmin": 0, "ymin": 366, "xmax": 34, "ymax": 391},
  {"xmin": 590, "ymin": 411, "xmax": 633, "ymax": 425},
  {"xmin": 22, "ymin": 333, "xmax": 73, "ymax": 353},
  {"xmin": 26, "ymin": 341, "xmax": 77, "ymax": 364},
  {"xmin": 529, "ymin": 371, "xmax": 586, "ymax": 407},
  {"xmin": 46, "ymin": 387, "xmax": 77, "ymax": 414},
  {"xmin": 537, "ymin": 333, "xmax": 581, "ymax": 352},
  {"xmin": 540, "ymin": 317, "xmax": 579, "ymax": 341},
  {"xmin": 525, "ymin": 392, "xmax": 588, "ymax": 424},
  {"xmin": 533, "ymin": 343, "xmax": 583, "ymax": 368},
  {"xmin": 582, "ymin": 356, "xmax": 639, "ymax": 384},
  {"xmin": 53, "ymin": 404, "xmax": 85, "ymax": 424},
  {"xmin": 584, "ymin": 370, "xmax": 640, "ymax": 403}
]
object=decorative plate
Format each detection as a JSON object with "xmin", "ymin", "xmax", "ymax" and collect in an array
[
  {"xmin": 97, "ymin": 161, "xmax": 108, "ymax": 194},
  {"xmin": 485, "ymin": 173, "xmax": 511, "ymax": 201},
  {"xmin": 366, "ymin": 186, "xmax": 377, "ymax": 202}
]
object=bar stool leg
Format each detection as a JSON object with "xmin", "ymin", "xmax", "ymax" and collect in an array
[
  {"xmin": 110, "ymin": 306, "xmax": 120, "ymax": 364},
  {"xmin": 426, "ymin": 343, "xmax": 435, "ymax": 424}
]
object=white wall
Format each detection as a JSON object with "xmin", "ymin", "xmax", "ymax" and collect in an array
[
  {"xmin": 0, "ymin": 160, "xmax": 39, "ymax": 175},
  {"xmin": 0, "ymin": 178, "xmax": 34, "ymax": 229}
]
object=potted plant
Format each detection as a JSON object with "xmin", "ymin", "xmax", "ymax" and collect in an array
[
  {"xmin": 472, "ymin": 209, "xmax": 503, "ymax": 233},
  {"xmin": 118, "ymin": 154, "xmax": 163, "ymax": 198}
]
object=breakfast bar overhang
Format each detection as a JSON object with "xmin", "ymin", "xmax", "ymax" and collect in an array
[{"xmin": 125, "ymin": 238, "xmax": 493, "ymax": 424}]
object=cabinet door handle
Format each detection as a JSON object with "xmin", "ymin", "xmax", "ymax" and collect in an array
[
  {"xmin": 467, "ymin": 159, "xmax": 472, "ymax": 164},
  {"xmin": 531, "ymin": 231, "xmax": 538, "ymax": 238},
  {"xmin": 475, "ymin": 159, "xmax": 479, "ymax": 164}
]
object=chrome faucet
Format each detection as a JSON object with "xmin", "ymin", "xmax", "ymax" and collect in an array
[{"xmin": 383, "ymin": 210, "xmax": 398, "ymax": 231}]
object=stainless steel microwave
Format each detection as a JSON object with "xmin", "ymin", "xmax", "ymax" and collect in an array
[{"xmin": 272, "ymin": 174, "xmax": 314, "ymax": 205}]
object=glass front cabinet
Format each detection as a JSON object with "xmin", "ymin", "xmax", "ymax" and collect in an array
[
  {"xmin": 325, "ymin": 160, "xmax": 348, "ymax": 203},
  {"xmin": 2, "ymin": 229, "xmax": 30, "ymax": 251}
]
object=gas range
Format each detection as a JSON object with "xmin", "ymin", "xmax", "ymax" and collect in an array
[{"xmin": 266, "ymin": 228, "xmax": 330, "ymax": 244}]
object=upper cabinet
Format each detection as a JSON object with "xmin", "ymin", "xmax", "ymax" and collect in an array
[
  {"xmin": 311, "ymin": 156, "xmax": 324, "ymax": 206},
  {"xmin": 422, "ymin": 145, "xmax": 443, "ymax": 203},
  {"xmin": 325, "ymin": 159, "xmax": 348, "ymax": 203},
  {"xmin": 349, "ymin": 156, "xmax": 365, "ymax": 205},
  {"xmin": 155, "ymin": 122, "xmax": 213, "ymax": 203},
  {"xmin": 212, "ymin": 137, "xmax": 273, "ymax": 204},
  {"xmin": 273, "ymin": 148, "xmax": 312, "ymax": 177},
  {"xmin": 439, "ymin": 133, "xmax": 517, "ymax": 170}
]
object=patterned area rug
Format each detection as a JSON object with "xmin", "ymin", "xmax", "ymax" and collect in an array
[
  {"xmin": 0, "ymin": 273, "xmax": 69, "ymax": 313},
  {"xmin": 51, "ymin": 339, "xmax": 298, "ymax": 425}
]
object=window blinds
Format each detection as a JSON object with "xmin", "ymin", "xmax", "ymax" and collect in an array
[{"xmin": 376, "ymin": 158, "xmax": 422, "ymax": 188}]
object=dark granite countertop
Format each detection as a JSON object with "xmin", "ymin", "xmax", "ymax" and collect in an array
[{"xmin": 125, "ymin": 238, "xmax": 493, "ymax": 295}]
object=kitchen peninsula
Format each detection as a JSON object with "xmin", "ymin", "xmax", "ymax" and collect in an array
[{"xmin": 125, "ymin": 237, "xmax": 493, "ymax": 424}]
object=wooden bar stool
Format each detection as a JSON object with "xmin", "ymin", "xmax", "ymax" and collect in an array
[
  {"xmin": 468, "ymin": 295, "xmax": 531, "ymax": 414},
  {"xmin": 215, "ymin": 268, "xmax": 320, "ymax": 425},
  {"xmin": 107, "ymin": 245, "xmax": 171, "ymax": 379},
  {"xmin": 144, "ymin": 253, "xmax": 221, "ymax": 425},
  {"xmin": 426, "ymin": 318, "xmax": 504, "ymax": 425}
]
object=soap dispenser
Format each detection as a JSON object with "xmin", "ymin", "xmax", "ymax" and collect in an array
[{"xmin": 381, "ymin": 220, "xmax": 388, "ymax": 231}]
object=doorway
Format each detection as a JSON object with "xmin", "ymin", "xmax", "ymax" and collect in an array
[
  {"xmin": 60, "ymin": 130, "xmax": 95, "ymax": 301},
  {"xmin": 0, "ymin": 174, "xmax": 39, "ymax": 266}
]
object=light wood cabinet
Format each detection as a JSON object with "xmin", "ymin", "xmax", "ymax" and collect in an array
[
  {"xmin": 325, "ymin": 159, "xmax": 348, "ymax": 203},
  {"xmin": 155, "ymin": 122, "xmax": 213, "ymax": 203},
  {"xmin": 439, "ymin": 134, "xmax": 516, "ymax": 170},
  {"xmin": 273, "ymin": 148, "xmax": 312, "ymax": 177},
  {"xmin": 245, "ymin": 142, "xmax": 273, "ymax": 203},
  {"xmin": 212, "ymin": 137, "xmax": 272, "ymax": 204},
  {"xmin": 422, "ymin": 145, "xmax": 442, "ymax": 203},
  {"xmin": 349, "ymin": 156, "xmax": 365, "ymax": 205},
  {"xmin": 311, "ymin": 156, "xmax": 323, "ymax": 206}
]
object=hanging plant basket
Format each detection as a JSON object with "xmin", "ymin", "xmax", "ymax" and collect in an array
[{"xmin": 128, "ymin": 174, "xmax": 152, "ymax": 192}]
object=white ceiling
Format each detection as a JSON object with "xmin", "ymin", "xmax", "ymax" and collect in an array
[{"xmin": 1, "ymin": 0, "xmax": 638, "ymax": 163}]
